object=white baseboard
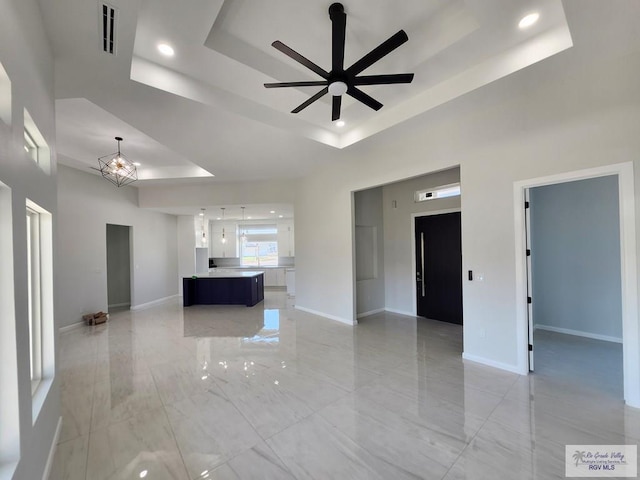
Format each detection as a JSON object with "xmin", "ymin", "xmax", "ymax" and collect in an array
[
  {"xmin": 43, "ymin": 416, "xmax": 62, "ymax": 480},
  {"xmin": 535, "ymin": 324, "xmax": 622, "ymax": 344},
  {"xmin": 356, "ymin": 308, "xmax": 385, "ymax": 319},
  {"xmin": 130, "ymin": 294, "xmax": 179, "ymax": 311},
  {"xmin": 384, "ymin": 308, "xmax": 416, "ymax": 317},
  {"xmin": 295, "ymin": 305, "xmax": 356, "ymax": 326},
  {"xmin": 59, "ymin": 321, "xmax": 85, "ymax": 333},
  {"xmin": 108, "ymin": 302, "xmax": 130, "ymax": 309},
  {"xmin": 462, "ymin": 352, "xmax": 525, "ymax": 375}
]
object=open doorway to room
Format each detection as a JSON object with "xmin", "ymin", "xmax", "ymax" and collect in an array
[
  {"xmin": 106, "ymin": 224, "xmax": 132, "ymax": 312},
  {"xmin": 528, "ymin": 176, "xmax": 622, "ymax": 397},
  {"xmin": 352, "ymin": 167, "xmax": 461, "ymax": 322},
  {"xmin": 516, "ymin": 163, "xmax": 639, "ymax": 407}
]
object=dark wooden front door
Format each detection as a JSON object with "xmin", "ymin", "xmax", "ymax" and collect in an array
[{"xmin": 415, "ymin": 212, "xmax": 463, "ymax": 324}]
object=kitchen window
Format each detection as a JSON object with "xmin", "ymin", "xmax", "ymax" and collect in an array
[{"xmin": 240, "ymin": 224, "xmax": 278, "ymax": 266}]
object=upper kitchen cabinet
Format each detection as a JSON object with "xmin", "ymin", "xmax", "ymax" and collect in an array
[
  {"xmin": 210, "ymin": 221, "xmax": 239, "ymax": 258},
  {"xmin": 277, "ymin": 220, "xmax": 295, "ymax": 257}
]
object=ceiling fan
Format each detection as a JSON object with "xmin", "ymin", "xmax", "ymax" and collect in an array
[{"xmin": 264, "ymin": 3, "xmax": 414, "ymax": 121}]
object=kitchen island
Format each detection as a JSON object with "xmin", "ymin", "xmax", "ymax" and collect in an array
[{"xmin": 183, "ymin": 271, "xmax": 264, "ymax": 307}]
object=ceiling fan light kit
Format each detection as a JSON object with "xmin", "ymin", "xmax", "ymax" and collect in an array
[{"xmin": 264, "ymin": 2, "xmax": 414, "ymax": 121}]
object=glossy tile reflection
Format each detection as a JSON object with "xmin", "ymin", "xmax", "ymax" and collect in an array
[{"xmin": 53, "ymin": 292, "xmax": 640, "ymax": 480}]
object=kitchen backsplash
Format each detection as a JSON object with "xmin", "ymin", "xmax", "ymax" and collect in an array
[{"xmin": 211, "ymin": 256, "xmax": 295, "ymax": 267}]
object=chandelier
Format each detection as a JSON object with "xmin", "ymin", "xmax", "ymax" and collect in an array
[{"xmin": 98, "ymin": 136, "xmax": 138, "ymax": 187}]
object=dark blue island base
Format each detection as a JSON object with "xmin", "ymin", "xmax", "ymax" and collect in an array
[{"xmin": 183, "ymin": 272, "xmax": 264, "ymax": 307}]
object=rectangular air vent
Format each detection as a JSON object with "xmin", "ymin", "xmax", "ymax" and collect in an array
[
  {"xmin": 100, "ymin": 2, "xmax": 118, "ymax": 55},
  {"xmin": 415, "ymin": 183, "xmax": 461, "ymax": 202}
]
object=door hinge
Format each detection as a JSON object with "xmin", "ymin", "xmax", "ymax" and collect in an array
[
  {"xmin": 526, "ymin": 249, "xmax": 531, "ymax": 256},
  {"xmin": 527, "ymin": 296, "xmax": 532, "ymax": 304},
  {"xmin": 524, "ymin": 201, "xmax": 530, "ymax": 209},
  {"xmin": 528, "ymin": 344, "xmax": 533, "ymax": 352}
]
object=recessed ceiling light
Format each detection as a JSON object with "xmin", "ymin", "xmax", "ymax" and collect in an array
[
  {"xmin": 157, "ymin": 43, "xmax": 175, "ymax": 56},
  {"xmin": 133, "ymin": 162, "xmax": 141, "ymax": 166},
  {"xmin": 518, "ymin": 13, "xmax": 539, "ymax": 29},
  {"xmin": 216, "ymin": 217, "xmax": 221, "ymax": 220},
  {"xmin": 247, "ymin": 216, "xmax": 252, "ymax": 219},
  {"xmin": 279, "ymin": 215, "xmax": 284, "ymax": 218},
  {"xmin": 336, "ymin": 120, "xmax": 345, "ymax": 127},
  {"xmin": 270, "ymin": 210, "xmax": 275, "ymax": 214}
]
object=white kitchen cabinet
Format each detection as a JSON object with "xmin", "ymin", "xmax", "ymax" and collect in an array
[
  {"xmin": 286, "ymin": 269, "xmax": 295, "ymax": 296},
  {"xmin": 210, "ymin": 221, "xmax": 238, "ymax": 258},
  {"xmin": 264, "ymin": 268, "xmax": 276, "ymax": 286},
  {"xmin": 263, "ymin": 268, "xmax": 286, "ymax": 287},
  {"xmin": 277, "ymin": 221, "xmax": 295, "ymax": 257}
]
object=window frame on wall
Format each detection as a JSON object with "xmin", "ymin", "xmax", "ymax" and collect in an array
[
  {"xmin": 0, "ymin": 180, "xmax": 20, "ymax": 471},
  {"xmin": 26, "ymin": 206, "xmax": 42, "ymax": 393},
  {"xmin": 23, "ymin": 109, "xmax": 51, "ymax": 174},
  {"xmin": 24, "ymin": 129, "xmax": 38, "ymax": 163},
  {"xmin": 25, "ymin": 199, "xmax": 54, "ymax": 418},
  {"xmin": 0, "ymin": 61, "xmax": 11, "ymax": 126},
  {"xmin": 239, "ymin": 224, "xmax": 279, "ymax": 267}
]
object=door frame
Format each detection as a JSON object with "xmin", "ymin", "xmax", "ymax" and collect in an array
[
  {"xmin": 106, "ymin": 223, "xmax": 134, "ymax": 310},
  {"xmin": 513, "ymin": 162, "xmax": 639, "ymax": 407},
  {"xmin": 411, "ymin": 208, "xmax": 461, "ymax": 317}
]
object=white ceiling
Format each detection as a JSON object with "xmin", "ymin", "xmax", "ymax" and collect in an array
[{"xmin": 39, "ymin": 0, "xmax": 571, "ymax": 192}]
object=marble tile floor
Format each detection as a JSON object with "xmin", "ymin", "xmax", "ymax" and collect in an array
[{"xmin": 50, "ymin": 292, "xmax": 640, "ymax": 480}]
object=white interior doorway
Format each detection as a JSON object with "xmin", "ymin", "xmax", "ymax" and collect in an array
[
  {"xmin": 527, "ymin": 175, "xmax": 623, "ymax": 397},
  {"xmin": 106, "ymin": 224, "xmax": 132, "ymax": 311},
  {"xmin": 514, "ymin": 162, "xmax": 639, "ymax": 407}
]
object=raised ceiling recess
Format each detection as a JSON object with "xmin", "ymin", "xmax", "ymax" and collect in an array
[{"xmin": 264, "ymin": 3, "xmax": 414, "ymax": 121}]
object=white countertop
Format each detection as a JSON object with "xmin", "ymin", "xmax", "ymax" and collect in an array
[
  {"xmin": 210, "ymin": 266, "xmax": 294, "ymax": 271},
  {"xmin": 188, "ymin": 270, "xmax": 264, "ymax": 279}
]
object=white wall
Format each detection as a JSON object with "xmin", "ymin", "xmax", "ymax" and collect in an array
[
  {"xmin": 530, "ymin": 176, "xmax": 622, "ymax": 341},
  {"xmin": 57, "ymin": 164, "xmax": 178, "ymax": 327},
  {"xmin": 138, "ymin": 178, "xmax": 296, "ymax": 208},
  {"xmin": 294, "ymin": 1, "xmax": 640, "ymax": 376},
  {"xmin": 177, "ymin": 214, "xmax": 196, "ymax": 295},
  {"xmin": 382, "ymin": 168, "xmax": 461, "ymax": 316},
  {"xmin": 0, "ymin": 0, "xmax": 60, "ymax": 477}
]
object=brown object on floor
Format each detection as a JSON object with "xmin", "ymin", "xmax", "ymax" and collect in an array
[{"xmin": 83, "ymin": 312, "xmax": 108, "ymax": 326}]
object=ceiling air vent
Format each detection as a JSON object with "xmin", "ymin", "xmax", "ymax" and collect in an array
[{"xmin": 100, "ymin": 2, "xmax": 118, "ymax": 55}]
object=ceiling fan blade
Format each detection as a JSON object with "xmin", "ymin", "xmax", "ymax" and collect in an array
[
  {"xmin": 264, "ymin": 81, "xmax": 328, "ymax": 88},
  {"xmin": 347, "ymin": 86, "xmax": 383, "ymax": 111},
  {"xmin": 291, "ymin": 87, "xmax": 329, "ymax": 113},
  {"xmin": 346, "ymin": 30, "xmax": 409, "ymax": 76},
  {"xmin": 353, "ymin": 73, "xmax": 414, "ymax": 86},
  {"xmin": 329, "ymin": 3, "xmax": 346, "ymax": 72},
  {"xmin": 272, "ymin": 41, "xmax": 330, "ymax": 79},
  {"xmin": 332, "ymin": 95, "xmax": 342, "ymax": 121}
]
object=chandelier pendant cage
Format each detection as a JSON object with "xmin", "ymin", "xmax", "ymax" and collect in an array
[{"xmin": 98, "ymin": 136, "xmax": 138, "ymax": 187}]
